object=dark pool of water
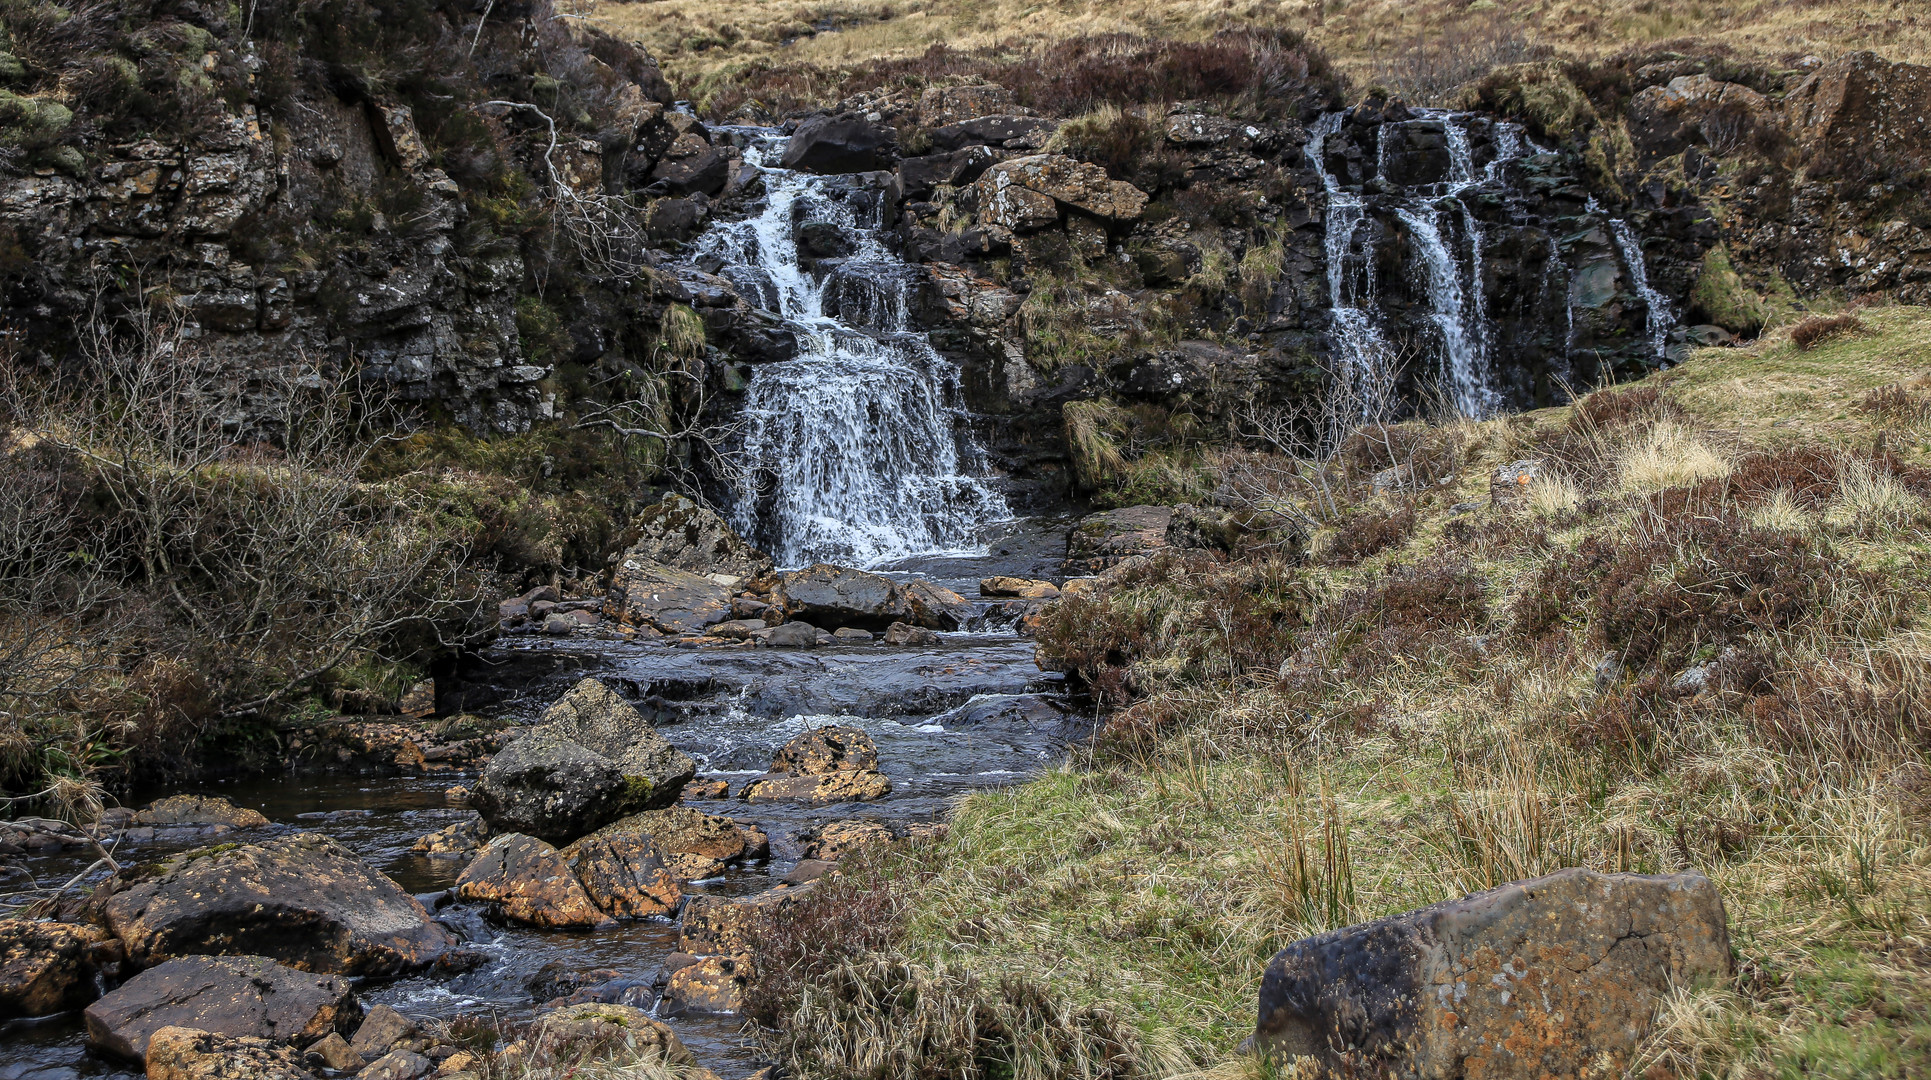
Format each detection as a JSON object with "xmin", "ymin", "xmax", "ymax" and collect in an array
[{"xmin": 0, "ymin": 540, "xmax": 1086, "ymax": 1078}]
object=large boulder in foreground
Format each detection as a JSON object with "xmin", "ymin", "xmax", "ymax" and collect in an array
[
  {"xmin": 602, "ymin": 555, "xmax": 733, "ymax": 634},
  {"xmin": 0, "ymin": 918, "xmax": 111, "ymax": 1017},
  {"xmin": 456, "ymin": 834, "xmax": 612, "ymax": 929},
  {"xmin": 474, "ymin": 679, "xmax": 696, "ymax": 843},
  {"xmin": 84, "ymin": 955, "xmax": 357, "ymax": 1061},
  {"xmin": 1245, "ymin": 869, "xmax": 1731, "ymax": 1078},
  {"xmin": 772, "ymin": 564, "xmax": 909, "ymax": 631},
  {"xmin": 101, "ymin": 834, "xmax": 454, "ymax": 977},
  {"xmin": 622, "ymin": 494, "xmax": 772, "ymax": 581},
  {"xmin": 780, "ymin": 112, "xmax": 894, "ymax": 173},
  {"xmin": 142, "ymin": 1026, "xmax": 316, "ymax": 1080}
]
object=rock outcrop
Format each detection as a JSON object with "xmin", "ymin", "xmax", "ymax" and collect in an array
[
  {"xmin": 560, "ymin": 820, "xmax": 685, "ymax": 919},
  {"xmin": 739, "ymin": 726, "xmax": 893, "ymax": 804},
  {"xmin": 473, "ymin": 678, "xmax": 695, "ymax": 843},
  {"xmin": 602, "ymin": 556, "xmax": 736, "ymax": 634},
  {"xmin": 781, "ymin": 113, "xmax": 896, "ymax": 173},
  {"xmin": 142, "ymin": 1026, "xmax": 318, "ymax": 1080},
  {"xmin": 620, "ymin": 494, "xmax": 773, "ymax": 582},
  {"xmin": 100, "ymin": 834, "xmax": 454, "ymax": 977},
  {"xmin": 1245, "ymin": 868, "xmax": 1732, "ymax": 1078},
  {"xmin": 84, "ymin": 955, "xmax": 358, "ymax": 1061}
]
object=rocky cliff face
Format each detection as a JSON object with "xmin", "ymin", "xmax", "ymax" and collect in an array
[{"xmin": 0, "ymin": 0, "xmax": 737, "ymax": 434}]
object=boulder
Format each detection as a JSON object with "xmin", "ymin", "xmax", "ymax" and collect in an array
[
  {"xmin": 797, "ymin": 220, "xmax": 856, "ymax": 258},
  {"xmin": 677, "ymin": 887, "xmax": 812, "ymax": 957},
  {"xmin": 709, "ymin": 618, "xmax": 769, "ymax": 640},
  {"xmin": 100, "ymin": 834, "xmax": 454, "ymax": 977},
  {"xmin": 0, "ymin": 918, "xmax": 110, "ymax": 1017},
  {"xmin": 740, "ymin": 771, "xmax": 893, "ymax": 804},
  {"xmin": 751, "ymin": 621, "xmax": 823, "ymax": 648},
  {"xmin": 801, "ymin": 819, "xmax": 895, "ymax": 861},
  {"xmin": 520, "ymin": 1002, "xmax": 697, "ymax": 1067},
  {"xmin": 347, "ymin": 1003, "xmax": 420, "ymax": 1059},
  {"xmin": 455, "ymin": 834, "xmax": 612, "ymax": 929},
  {"xmin": 772, "ymin": 564, "xmax": 909, "ymax": 631},
  {"xmin": 84, "ymin": 955, "xmax": 357, "ymax": 1062},
  {"xmin": 133, "ymin": 795, "xmax": 269, "ymax": 829},
  {"xmin": 1783, "ymin": 51, "xmax": 1931, "ymax": 181},
  {"xmin": 357, "ymin": 1049, "xmax": 432, "ymax": 1080},
  {"xmin": 408, "ymin": 815, "xmax": 489, "ymax": 858},
  {"xmin": 662, "ymin": 955, "xmax": 748, "ymax": 1015},
  {"xmin": 832, "ymin": 627, "xmax": 875, "ymax": 643},
  {"xmin": 1245, "ymin": 869, "xmax": 1732, "ymax": 1078},
  {"xmin": 901, "ymin": 580, "xmax": 974, "ymax": 630},
  {"xmin": 622, "ymin": 494, "xmax": 772, "ymax": 580},
  {"xmin": 1066, "ymin": 505, "xmax": 1173, "ymax": 573},
  {"xmin": 473, "ymin": 679, "xmax": 695, "ymax": 843},
  {"xmin": 898, "ymin": 145, "xmax": 998, "ymax": 198},
  {"xmin": 780, "ymin": 112, "xmax": 894, "ymax": 173},
  {"xmin": 974, "ymin": 154, "xmax": 1147, "ymax": 225},
  {"xmin": 602, "ymin": 555, "xmax": 734, "ymax": 634},
  {"xmin": 882, "ymin": 621, "xmax": 940, "ymax": 646},
  {"xmin": 651, "ymin": 144, "xmax": 731, "ymax": 197},
  {"xmin": 979, "ymin": 576, "xmax": 1058, "ymax": 598},
  {"xmin": 142, "ymin": 1026, "xmax": 317, "ymax": 1080},
  {"xmin": 303, "ymin": 1031, "xmax": 362, "ymax": 1072},
  {"xmin": 770, "ymin": 725, "xmax": 880, "ymax": 775},
  {"xmin": 1628, "ymin": 74, "xmax": 1781, "ymax": 160},
  {"xmin": 682, "ymin": 778, "xmax": 730, "ymax": 800},
  {"xmin": 560, "ymin": 820, "xmax": 684, "ymax": 919},
  {"xmin": 932, "ymin": 115, "xmax": 1056, "ymax": 153}
]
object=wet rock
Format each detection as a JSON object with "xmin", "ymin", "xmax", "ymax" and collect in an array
[
  {"xmin": 1245, "ymin": 869, "xmax": 1732, "ymax": 1077},
  {"xmin": 771, "ymin": 725, "xmax": 880, "ymax": 774},
  {"xmin": 602, "ymin": 555, "xmax": 734, "ymax": 634},
  {"xmin": 831, "ymin": 626, "xmax": 875, "ymax": 643},
  {"xmin": 902, "ymin": 580, "xmax": 974, "ymax": 631},
  {"xmin": 622, "ymin": 494, "xmax": 772, "ymax": 580},
  {"xmin": 304, "ymin": 1032, "xmax": 363, "ymax": 1072},
  {"xmin": 751, "ymin": 621, "xmax": 822, "ymax": 648},
  {"xmin": 454, "ymin": 834, "xmax": 612, "ymax": 929},
  {"xmin": 1066, "ymin": 506, "xmax": 1173, "ymax": 573},
  {"xmin": 740, "ymin": 770, "xmax": 892, "ymax": 804},
  {"xmin": 780, "ymin": 112, "xmax": 894, "ymax": 173},
  {"xmin": 882, "ymin": 621, "xmax": 940, "ymax": 646},
  {"xmin": 101, "ymin": 834, "xmax": 454, "ymax": 977},
  {"xmin": 682, "ymin": 778, "xmax": 730, "ymax": 801},
  {"xmin": 84, "ymin": 955, "xmax": 358, "ymax": 1061},
  {"xmin": 473, "ymin": 678, "xmax": 695, "ymax": 843},
  {"xmin": 652, "ymin": 143, "xmax": 731, "ymax": 197},
  {"xmin": 0, "ymin": 918, "xmax": 110, "ymax": 1017},
  {"xmin": 780, "ymin": 859, "xmax": 834, "ymax": 886},
  {"xmin": 897, "ymin": 145, "xmax": 997, "ymax": 199},
  {"xmin": 801, "ymin": 819, "xmax": 896, "ymax": 861},
  {"xmin": 506, "ymin": 1003, "xmax": 697, "ymax": 1071},
  {"xmin": 662, "ymin": 955, "xmax": 748, "ymax": 1015},
  {"xmin": 349, "ymin": 1004, "xmax": 421, "ymax": 1060},
  {"xmin": 133, "ymin": 795, "xmax": 270, "ymax": 829},
  {"xmin": 143, "ymin": 1026, "xmax": 317, "ymax": 1080},
  {"xmin": 772, "ymin": 564, "xmax": 909, "ymax": 631},
  {"xmin": 797, "ymin": 220, "xmax": 856, "ymax": 258},
  {"xmin": 560, "ymin": 819, "xmax": 683, "ymax": 919},
  {"xmin": 979, "ymin": 577, "xmax": 1058, "ymax": 599},
  {"xmin": 709, "ymin": 618, "xmax": 769, "ymax": 640},
  {"xmin": 408, "ymin": 816, "xmax": 489, "ymax": 859},
  {"xmin": 357, "ymin": 1049, "xmax": 432, "ymax": 1079}
]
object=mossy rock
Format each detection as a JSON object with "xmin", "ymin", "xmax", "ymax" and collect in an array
[{"xmin": 1690, "ymin": 245, "xmax": 1773, "ymax": 336}]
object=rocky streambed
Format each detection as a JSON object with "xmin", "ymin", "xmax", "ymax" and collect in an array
[{"xmin": 0, "ymin": 520, "xmax": 1090, "ymax": 1080}]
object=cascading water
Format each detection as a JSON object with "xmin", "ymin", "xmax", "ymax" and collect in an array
[
  {"xmin": 692, "ymin": 133, "xmax": 1009, "ymax": 568},
  {"xmin": 1306, "ymin": 111, "xmax": 1398, "ymax": 422},
  {"xmin": 1607, "ymin": 217, "xmax": 1674, "ymax": 362}
]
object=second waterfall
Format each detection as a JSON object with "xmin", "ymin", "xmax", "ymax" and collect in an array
[{"xmin": 691, "ymin": 132, "xmax": 1009, "ymax": 569}]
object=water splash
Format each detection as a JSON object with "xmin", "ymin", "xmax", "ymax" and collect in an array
[{"xmin": 692, "ymin": 135, "xmax": 1010, "ymax": 567}]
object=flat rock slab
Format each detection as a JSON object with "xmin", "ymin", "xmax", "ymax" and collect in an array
[
  {"xmin": 1066, "ymin": 505, "xmax": 1173, "ymax": 573},
  {"xmin": 1248, "ymin": 868, "xmax": 1732, "ymax": 1079},
  {"xmin": 101, "ymin": 834, "xmax": 454, "ymax": 977},
  {"xmin": 84, "ymin": 955, "xmax": 357, "ymax": 1061},
  {"xmin": 603, "ymin": 555, "xmax": 733, "ymax": 634}
]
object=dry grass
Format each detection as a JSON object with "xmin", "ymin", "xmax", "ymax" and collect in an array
[
  {"xmin": 768, "ymin": 309, "xmax": 1931, "ymax": 1080},
  {"xmin": 578, "ymin": 0, "xmax": 1931, "ymax": 99}
]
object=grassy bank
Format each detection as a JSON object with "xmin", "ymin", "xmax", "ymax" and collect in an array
[{"xmin": 753, "ymin": 307, "xmax": 1931, "ymax": 1080}]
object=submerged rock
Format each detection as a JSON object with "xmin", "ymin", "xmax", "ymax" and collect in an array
[
  {"xmin": 455, "ymin": 834, "xmax": 612, "ymax": 929},
  {"xmin": 100, "ymin": 834, "xmax": 454, "ymax": 977},
  {"xmin": 1245, "ymin": 868, "xmax": 1731, "ymax": 1078},
  {"xmin": 84, "ymin": 955, "xmax": 357, "ymax": 1062}
]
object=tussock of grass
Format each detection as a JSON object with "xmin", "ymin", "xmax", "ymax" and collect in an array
[{"xmin": 767, "ymin": 309, "xmax": 1931, "ymax": 1080}]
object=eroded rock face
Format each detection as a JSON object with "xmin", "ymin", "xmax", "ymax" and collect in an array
[
  {"xmin": 84, "ymin": 955, "xmax": 357, "ymax": 1062},
  {"xmin": 473, "ymin": 679, "xmax": 695, "ymax": 843},
  {"xmin": 100, "ymin": 834, "xmax": 454, "ymax": 977},
  {"xmin": 1247, "ymin": 869, "xmax": 1732, "ymax": 1078},
  {"xmin": 455, "ymin": 834, "xmax": 612, "ymax": 929},
  {"xmin": 622, "ymin": 494, "xmax": 773, "ymax": 581},
  {"xmin": 560, "ymin": 820, "xmax": 684, "ymax": 919},
  {"xmin": 974, "ymin": 154, "xmax": 1148, "ymax": 230},
  {"xmin": 142, "ymin": 1026, "xmax": 317, "ymax": 1080},
  {"xmin": 0, "ymin": 919, "xmax": 112, "ymax": 1017}
]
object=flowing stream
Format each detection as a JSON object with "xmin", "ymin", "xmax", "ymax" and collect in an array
[{"xmin": 697, "ymin": 132, "xmax": 1009, "ymax": 568}]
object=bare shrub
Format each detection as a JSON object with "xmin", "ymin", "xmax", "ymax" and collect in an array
[
  {"xmin": 1322, "ymin": 503, "xmax": 1417, "ymax": 565},
  {"xmin": 1790, "ymin": 312, "xmax": 1864, "ymax": 351},
  {"xmin": 1364, "ymin": 12, "xmax": 1552, "ymax": 104},
  {"xmin": 743, "ymin": 856, "xmax": 910, "ymax": 1028}
]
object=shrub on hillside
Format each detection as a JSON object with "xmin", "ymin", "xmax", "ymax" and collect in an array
[{"xmin": 1791, "ymin": 313, "xmax": 1864, "ymax": 351}]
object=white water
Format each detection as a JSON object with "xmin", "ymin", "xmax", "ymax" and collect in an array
[
  {"xmin": 1607, "ymin": 217, "xmax": 1674, "ymax": 362},
  {"xmin": 693, "ymin": 134, "xmax": 1009, "ymax": 567},
  {"xmin": 1306, "ymin": 111, "xmax": 1398, "ymax": 422}
]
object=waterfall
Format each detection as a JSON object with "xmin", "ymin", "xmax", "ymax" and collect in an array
[
  {"xmin": 692, "ymin": 134, "xmax": 1009, "ymax": 568},
  {"xmin": 1306, "ymin": 112, "xmax": 1397, "ymax": 422},
  {"xmin": 1607, "ymin": 218, "xmax": 1674, "ymax": 362},
  {"xmin": 1397, "ymin": 206, "xmax": 1494, "ymax": 417}
]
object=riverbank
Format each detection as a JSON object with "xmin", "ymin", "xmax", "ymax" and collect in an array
[{"xmin": 758, "ymin": 309, "xmax": 1931, "ymax": 1079}]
